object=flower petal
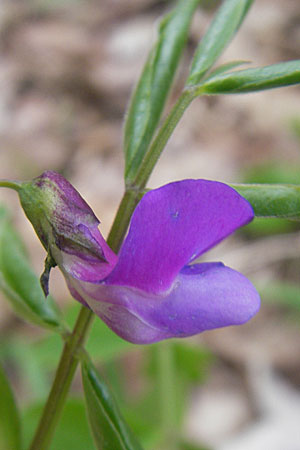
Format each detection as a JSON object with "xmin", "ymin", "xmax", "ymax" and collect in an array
[
  {"xmin": 53, "ymin": 225, "xmax": 117, "ymax": 283},
  {"xmin": 107, "ymin": 180, "xmax": 254, "ymax": 294},
  {"xmin": 69, "ymin": 262, "xmax": 260, "ymax": 344}
]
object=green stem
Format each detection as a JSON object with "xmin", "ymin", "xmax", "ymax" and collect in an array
[
  {"xmin": 157, "ymin": 342, "xmax": 178, "ymax": 450},
  {"xmin": 29, "ymin": 307, "xmax": 93, "ymax": 450},
  {"xmin": 0, "ymin": 180, "xmax": 21, "ymax": 191},
  {"xmin": 106, "ymin": 189, "xmax": 140, "ymax": 250},
  {"xmin": 130, "ymin": 89, "xmax": 195, "ymax": 190}
]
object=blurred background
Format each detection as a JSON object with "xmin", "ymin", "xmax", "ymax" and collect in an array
[{"xmin": 0, "ymin": 0, "xmax": 300, "ymax": 449}]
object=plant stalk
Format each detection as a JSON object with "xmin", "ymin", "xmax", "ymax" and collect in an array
[
  {"xmin": 0, "ymin": 180, "xmax": 21, "ymax": 191},
  {"xmin": 29, "ymin": 306, "xmax": 93, "ymax": 450}
]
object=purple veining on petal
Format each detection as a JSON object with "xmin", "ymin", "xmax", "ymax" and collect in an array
[
  {"xmin": 107, "ymin": 179, "xmax": 254, "ymax": 294},
  {"xmin": 51, "ymin": 224, "xmax": 117, "ymax": 283}
]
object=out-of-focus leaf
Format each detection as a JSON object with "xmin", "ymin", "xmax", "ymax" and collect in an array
[
  {"xmin": 186, "ymin": 0, "xmax": 253, "ymax": 85},
  {"xmin": 120, "ymin": 406, "xmax": 161, "ymax": 450},
  {"xmin": 180, "ymin": 441, "xmax": 211, "ymax": 450},
  {"xmin": 0, "ymin": 206, "xmax": 63, "ymax": 331},
  {"xmin": 0, "ymin": 363, "xmax": 22, "ymax": 450},
  {"xmin": 124, "ymin": 0, "xmax": 200, "ymax": 181},
  {"xmin": 30, "ymin": 304, "xmax": 131, "ymax": 370},
  {"xmin": 243, "ymin": 163, "xmax": 300, "ymax": 185},
  {"xmin": 173, "ymin": 342, "xmax": 214, "ymax": 383},
  {"xmin": 230, "ymin": 183, "xmax": 300, "ymax": 220},
  {"xmin": 0, "ymin": 337, "xmax": 50, "ymax": 402},
  {"xmin": 243, "ymin": 217, "xmax": 295, "ymax": 236},
  {"xmin": 258, "ymin": 281, "xmax": 300, "ymax": 312},
  {"xmin": 22, "ymin": 398, "xmax": 95, "ymax": 450},
  {"xmin": 145, "ymin": 342, "xmax": 214, "ymax": 432},
  {"xmin": 290, "ymin": 117, "xmax": 300, "ymax": 141},
  {"xmin": 82, "ymin": 360, "xmax": 143, "ymax": 450},
  {"xmin": 196, "ymin": 60, "xmax": 300, "ymax": 94}
]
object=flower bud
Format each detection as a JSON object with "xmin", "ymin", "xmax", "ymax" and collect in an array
[{"xmin": 18, "ymin": 171, "xmax": 107, "ymax": 295}]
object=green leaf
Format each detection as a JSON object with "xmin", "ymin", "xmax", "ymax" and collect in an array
[
  {"xmin": 203, "ymin": 60, "xmax": 250, "ymax": 79},
  {"xmin": 0, "ymin": 206, "xmax": 63, "ymax": 331},
  {"xmin": 186, "ymin": 0, "xmax": 253, "ymax": 85},
  {"xmin": 124, "ymin": 0, "xmax": 200, "ymax": 181},
  {"xmin": 241, "ymin": 163, "xmax": 300, "ymax": 235},
  {"xmin": 197, "ymin": 60, "xmax": 300, "ymax": 94},
  {"xmin": 23, "ymin": 398, "xmax": 96, "ymax": 450},
  {"xmin": 0, "ymin": 363, "xmax": 22, "ymax": 450},
  {"xmin": 230, "ymin": 183, "xmax": 300, "ymax": 220},
  {"xmin": 82, "ymin": 360, "xmax": 143, "ymax": 450}
]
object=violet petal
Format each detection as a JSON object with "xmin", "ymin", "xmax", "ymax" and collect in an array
[
  {"xmin": 69, "ymin": 262, "xmax": 260, "ymax": 344},
  {"xmin": 107, "ymin": 180, "xmax": 254, "ymax": 294}
]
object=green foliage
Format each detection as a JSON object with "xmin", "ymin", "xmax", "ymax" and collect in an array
[
  {"xmin": 203, "ymin": 60, "xmax": 250, "ymax": 79},
  {"xmin": 0, "ymin": 206, "xmax": 63, "ymax": 331},
  {"xmin": 186, "ymin": 0, "xmax": 253, "ymax": 85},
  {"xmin": 242, "ymin": 162, "xmax": 300, "ymax": 235},
  {"xmin": 244, "ymin": 163, "xmax": 300, "ymax": 185},
  {"xmin": 259, "ymin": 281, "xmax": 300, "ymax": 313},
  {"xmin": 27, "ymin": 304, "xmax": 132, "ymax": 372},
  {"xmin": 0, "ymin": 363, "xmax": 22, "ymax": 450},
  {"xmin": 197, "ymin": 60, "xmax": 300, "ymax": 94},
  {"xmin": 179, "ymin": 442, "xmax": 211, "ymax": 450},
  {"xmin": 22, "ymin": 398, "xmax": 96, "ymax": 450},
  {"xmin": 82, "ymin": 360, "xmax": 143, "ymax": 450},
  {"xmin": 153, "ymin": 342, "xmax": 213, "ymax": 424},
  {"xmin": 230, "ymin": 183, "xmax": 300, "ymax": 220},
  {"xmin": 0, "ymin": 338, "xmax": 51, "ymax": 401},
  {"xmin": 124, "ymin": 0, "xmax": 200, "ymax": 181},
  {"xmin": 124, "ymin": 342, "xmax": 214, "ymax": 448},
  {"xmin": 173, "ymin": 342, "xmax": 214, "ymax": 384},
  {"xmin": 290, "ymin": 117, "xmax": 300, "ymax": 141}
]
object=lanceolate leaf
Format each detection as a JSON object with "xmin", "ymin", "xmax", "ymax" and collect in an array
[
  {"xmin": 0, "ymin": 363, "xmax": 22, "ymax": 450},
  {"xmin": 0, "ymin": 207, "xmax": 63, "ymax": 330},
  {"xmin": 124, "ymin": 0, "xmax": 200, "ymax": 181},
  {"xmin": 82, "ymin": 360, "xmax": 143, "ymax": 450},
  {"xmin": 197, "ymin": 60, "xmax": 300, "ymax": 94},
  {"xmin": 186, "ymin": 0, "xmax": 254, "ymax": 85},
  {"xmin": 230, "ymin": 183, "xmax": 300, "ymax": 220}
]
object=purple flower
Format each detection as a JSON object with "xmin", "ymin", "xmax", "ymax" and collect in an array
[{"xmin": 19, "ymin": 171, "xmax": 260, "ymax": 344}]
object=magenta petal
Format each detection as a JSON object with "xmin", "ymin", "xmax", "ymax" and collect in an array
[
  {"xmin": 107, "ymin": 180, "xmax": 254, "ymax": 294},
  {"xmin": 69, "ymin": 262, "xmax": 260, "ymax": 344}
]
